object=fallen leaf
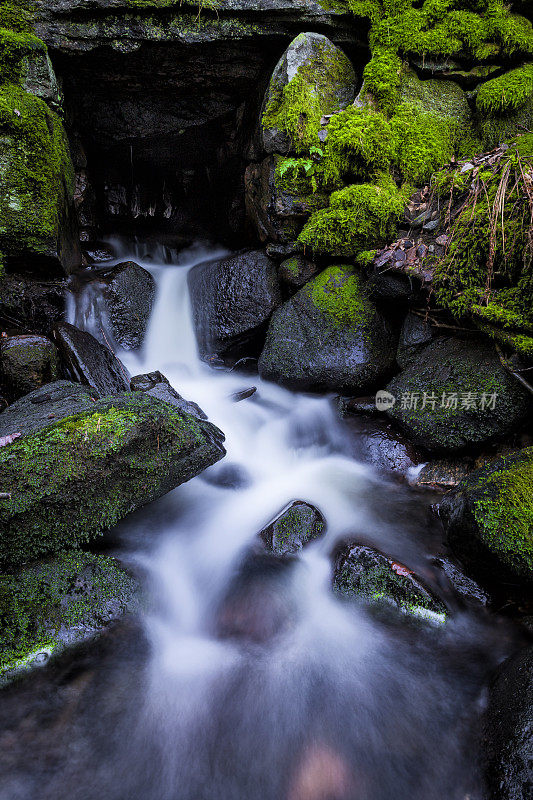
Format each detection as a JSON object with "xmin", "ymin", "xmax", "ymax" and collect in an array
[{"xmin": 0, "ymin": 432, "xmax": 21, "ymax": 447}]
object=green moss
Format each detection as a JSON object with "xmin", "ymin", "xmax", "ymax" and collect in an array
[
  {"xmin": 470, "ymin": 448, "xmax": 533, "ymax": 579},
  {"xmin": 0, "ymin": 1, "xmax": 34, "ymax": 34},
  {"xmin": 0, "ymin": 28, "xmax": 45, "ymax": 85},
  {"xmin": 362, "ymin": 48, "xmax": 403, "ymax": 114},
  {"xmin": 477, "ymin": 63, "xmax": 533, "ymax": 115},
  {"xmin": 0, "ymin": 551, "xmax": 137, "ymax": 675},
  {"xmin": 0, "ymin": 84, "xmax": 74, "ymax": 257},
  {"xmin": 262, "ymin": 37, "xmax": 355, "ymax": 155},
  {"xmin": 0, "ymin": 394, "xmax": 222, "ymax": 568},
  {"xmin": 307, "ymin": 265, "xmax": 368, "ymax": 324}
]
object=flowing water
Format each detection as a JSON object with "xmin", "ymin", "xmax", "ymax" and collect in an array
[{"xmin": 0, "ymin": 241, "xmax": 519, "ymax": 800}]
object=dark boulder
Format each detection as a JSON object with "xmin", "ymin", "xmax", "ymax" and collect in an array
[
  {"xmin": 100, "ymin": 261, "xmax": 156, "ymax": 350},
  {"xmin": 279, "ymin": 255, "xmax": 320, "ymax": 291},
  {"xmin": 483, "ymin": 645, "xmax": 533, "ymax": 800},
  {"xmin": 396, "ymin": 312, "xmax": 434, "ymax": 368},
  {"xmin": 343, "ymin": 416, "xmax": 421, "ymax": 475},
  {"xmin": 259, "ymin": 501, "xmax": 326, "ymax": 556},
  {"xmin": 440, "ymin": 447, "xmax": 533, "ymax": 583},
  {"xmin": 188, "ymin": 250, "xmax": 281, "ymax": 363},
  {"xmin": 0, "ymin": 381, "xmax": 97, "ymax": 438},
  {"xmin": 0, "ymin": 273, "xmax": 66, "ymax": 335},
  {"xmin": 386, "ymin": 338, "xmax": 532, "ymax": 453},
  {"xmin": 0, "ymin": 390, "xmax": 225, "ymax": 568},
  {"xmin": 53, "ymin": 321, "xmax": 130, "ymax": 396},
  {"xmin": 0, "ymin": 334, "xmax": 61, "ymax": 400},
  {"xmin": 130, "ymin": 371, "xmax": 207, "ymax": 419},
  {"xmin": 333, "ymin": 542, "xmax": 448, "ymax": 623},
  {"xmin": 0, "ymin": 551, "xmax": 138, "ymax": 683},
  {"xmin": 258, "ymin": 265, "xmax": 397, "ymax": 393},
  {"xmin": 261, "ymin": 32, "xmax": 356, "ymax": 155}
]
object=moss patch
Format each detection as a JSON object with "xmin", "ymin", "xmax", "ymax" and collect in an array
[
  {"xmin": 0, "ymin": 393, "xmax": 224, "ymax": 568},
  {"xmin": 0, "ymin": 551, "xmax": 138, "ymax": 677}
]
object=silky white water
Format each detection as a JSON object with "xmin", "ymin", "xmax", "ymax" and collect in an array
[{"xmin": 53, "ymin": 240, "xmax": 508, "ymax": 800}]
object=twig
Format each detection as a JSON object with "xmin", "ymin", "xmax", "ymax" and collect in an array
[{"xmin": 496, "ymin": 344, "xmax": 533, "ymax": 396}]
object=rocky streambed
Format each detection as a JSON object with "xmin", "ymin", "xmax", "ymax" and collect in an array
[{"xmin": 1, "ymin": 1, "xmax": 533, "ymax": 798}]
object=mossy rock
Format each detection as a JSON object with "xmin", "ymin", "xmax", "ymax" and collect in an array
[
  {"xmin": 400, "ymin": 67, "xmax": 472, "ymax": 127},
  {"xmin": 440, "ymin": 446, "xmax": 533, "ymax": 583},
  {"xmin": 0, "ymin": 389, "xmax": 225, "ymax": 568},
  {"xmin": 99, "ymin": 260, "xmax": 156, "ymax": 350},
  {"xmin": 0, "ymin": 84, "xmax": 80, "ymax": 273},
  {"xmin": 0, "ymin": 333, "xmax": 60, "ymax": 399},
  {"xmin": 262, "ymin": 32, "xmax": 356, "ymax": 155},
  {"xmin": 258, "ymin": 264, "xmax": 397, "ymax": 393},
  {"xmin": 0, "ymin": 550, "xmax": 139, "ymax": 682},
  {"xmin": 386, "ymin": 338, "xmax": 532, "ymax": 453},
  {"xmin": 259, "ymin": 500, "xmax": 326, "ymax": 556},
  {"xmin": 333, "ymin": 542, "xmax": 447, "ymax": 624}
]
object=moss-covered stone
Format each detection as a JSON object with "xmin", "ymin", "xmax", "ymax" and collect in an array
[
  {"xmin": 477, "ymin": 63, "xmax": 533, "ymax": 116},
  {"xmin": 262, "ymin": 32, "xmax": 356, "ymax": 155},
  {"xmin": 333, "ymin": 542, "xmax": 447, "ymax": 624},
  {"xmin": 0, "ymin": 391, "xmax": 225, "ymax": 568},
  {"xmin": 298, "ymin": 174, "xmax": 408, "ymax": 256},
  {"xmin": 0, "ymin": 333, "xmax": 60, "ymax": 399},
  {"xmin": 259, "ymin": 501, "xmax": 326, "ymax": 556},
  {"xmin": 258, "ymin": 264, "xmax": 397, "ymax": 392},
  {"xmin": 441, "ymin": 446, "xmax": 533, "ymax": 582},
  {"xmin": 386, "ymin": 337, "xmax": 532, "ymax": 453},
  {"xmin": 0, "ymin": 550, "xmax": 138, "ymax": 681}
]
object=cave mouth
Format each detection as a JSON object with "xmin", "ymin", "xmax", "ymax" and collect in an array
[{"xmin": 51, "ymin": 35, "xmax": 367, "ymax": 253}]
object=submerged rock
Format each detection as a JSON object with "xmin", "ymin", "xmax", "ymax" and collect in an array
[
  {"xmin": 0, "ymin": 334, "xmax": 61, "ymax": 400},
  {"xmin": 53, "ymin": 321, "xmax": 130, "ymax": 396},
  {"xmin": 188, "ymin": 250, "xmax": 281, "ymax": 363},
  {"xmin": 100, "ymin": 261, "xmax": 156, "ymax": 350},
  {"xmin": 258, "ymin": 265, "xmax": 397, "ymax": 393},
  {"xmin": 0, "ymin": 391, "xmax": 225, "ymax": 569},
  {"xmin": 333, "ymin": 542, "xmax": 447, "ymax": 623},
  {"xmin": 261, "ymin": 32, "xmax": 356, "ymax": 155},
  {"xmin": 440, "ymin": 447, "xmax": 533, "ymax": 583},
  {"xmin": 483, "ymin": 645, "xmax": 533, "ymax": 800},
  {"xmin": 259, "ymin": 501, "xmax": 326, "ymax": 556},
  {"xmin": 0, "ymin": 551, "xmax": 138, "ymax": 683},
  {"xmin": 386, "ymin": 338, "xmax": 531, "ymax": 453}
]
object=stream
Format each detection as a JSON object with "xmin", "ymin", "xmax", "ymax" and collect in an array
[{"xmin": 0, "ymin": 241, "xmax": 518, "ymax": 800}]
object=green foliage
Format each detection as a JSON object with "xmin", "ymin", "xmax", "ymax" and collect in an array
[
  {"xmin": 432, "ymin": 140, "xmax": 533, "ymax": 353},
  {"xmin": 0, "ymin": 0, "xmax": 34, "ymax": 33},
  {"xmin": 362, "ymin": 48, "xmax": 403, "ymax": 114},
  {"xmin": 477, "ymin": 63, "xmax": 533, "ymax": 115},
  {"xmin": 298, "ymin": 175, "xmax": 407, "ymax": 256},
  {"xmin": 275, "ymin": 147, "xmax": 327, "ymax": 194}
]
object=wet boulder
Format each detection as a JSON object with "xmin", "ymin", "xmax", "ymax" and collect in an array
[
  {"xmin": 0, "ymin": 390, "xmax": 225, "ymax": 568},
  {"xmin": 100, "ymin": 261, "xmax": 156, "ymax": 350},
  {"xmin": 483, "ymin": 645, "xmax": 533, "ymax": 800},
  {"xmin": 0, "ymin": 381, "xmax": 98, "ymax": 438},
  {"xmin": 279, "ymin": 255, "xmax": 321, "ymax": 292},
  {"xmin": 259, "ymin": 501, "xmax": 326, "ymax": 556},
  {"xmin": 385, "ymin": 338, "xmax": 532, "ymax": 453},
  {"xmin": 0, "ymin": 274, "xmax": 66, "ymax": 335},
  {"xmin": 396, "ymin": 312, "xmax": 434, "ymax": 369},
  {"xmin": 333, "ymin": 542, "xmax": 447, "ymax": 623},
  {"xmin": 53, "ymin": 321, "xmax": 130, "ymax": 396},
  {"xmin": 440, "ymin": 447, "xmax": 533, "ymax": 583},
  {"xmin": 0, "ymin": 334, "xmax": 61, "ymax": 400},
  {"xmin": 258, "ymin": 265, "xmax": 397, "ymax": 393},
  {"xmin": 343, "ymin": 416, "xmax": 421, "ymax": 476},
  {"xmin": 130, "ymin": 371, "xmax": 207, "ymax": 419},
  {"xmin": 261, "ymin": 32, "xmax": 356, "ymax": 155},
  {"xmin": 0, "ymin": 551, "xmax": 138, "ymax": 683},
  {"xmin": 188, "ymin": 250, "xmax": 282, "ymax": 363}
]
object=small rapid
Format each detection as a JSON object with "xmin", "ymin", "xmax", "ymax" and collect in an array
[{"xmin": 0, "ymin": 240, "xmax": 513, "ymax": 800}]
